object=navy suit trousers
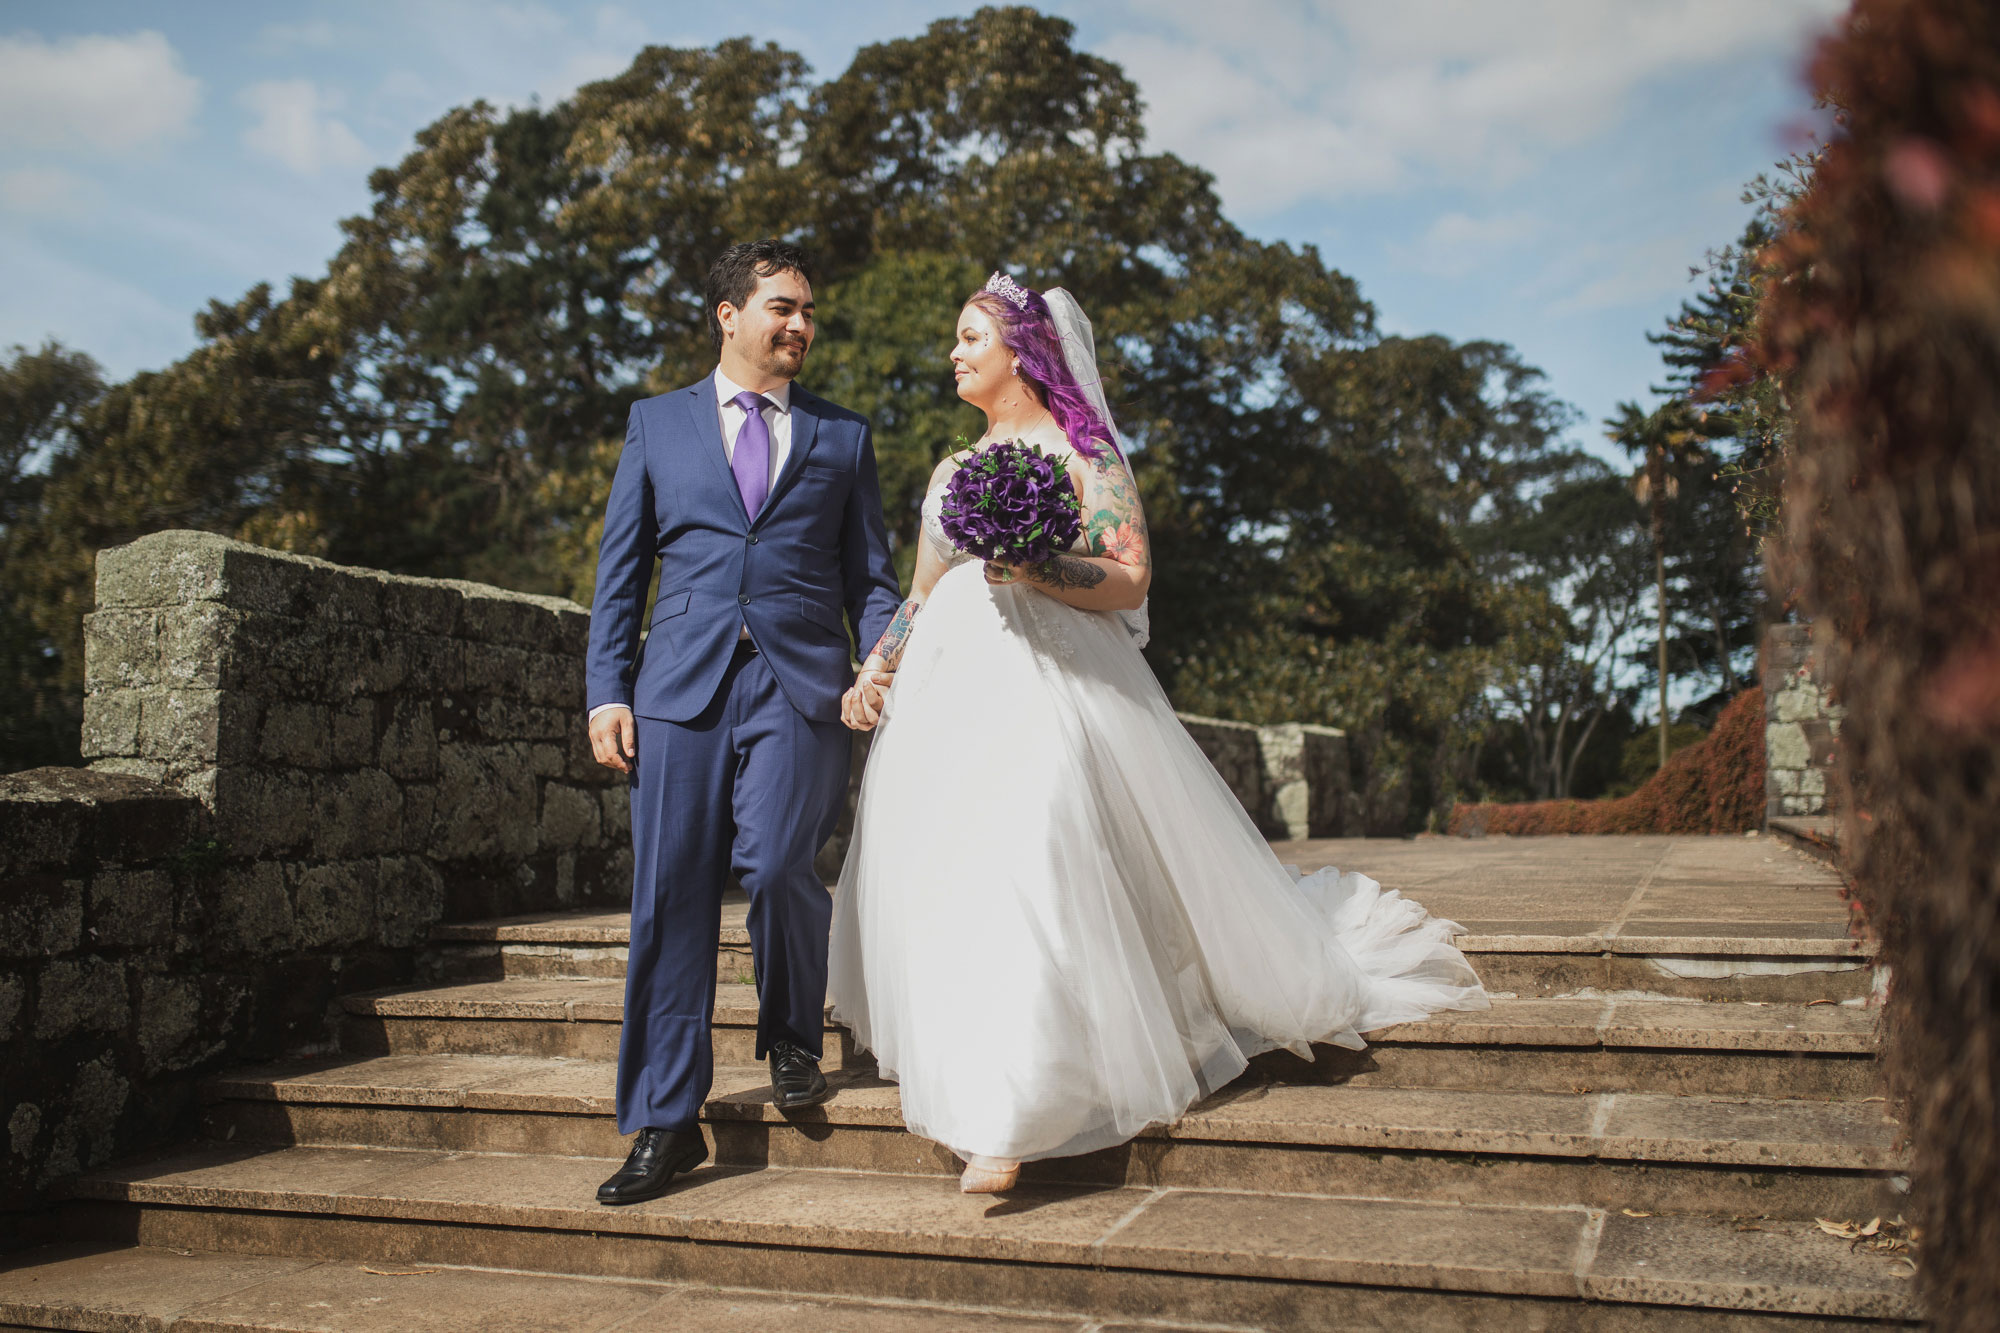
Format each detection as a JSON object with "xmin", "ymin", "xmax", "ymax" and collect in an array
[{"xmin": 616, "ymin": 647, "xmax": 850, "ymax": 1135}]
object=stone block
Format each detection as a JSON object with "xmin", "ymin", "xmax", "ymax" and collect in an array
[
  {"xmin": 527, "ymin": 743, "xmax": 566, "ymax": 778},
  {"xmin": 135, "ymin": 974, "xmax": 203, "ymax": 1073},
  {"xmin": 379, "ymin": 578, "xmax": 464, "ymax": 634},
  {"xmin": 540, "ymin": 783, "xmax": 602, "ymax": 849},
  {"xmin": 0, "ymin": 973, "xmax": 23, "ymax": 1040},
  {"xmin": 400, "ymin": 784, "xmax": 437, "ymax": 851},
  {"xmin": 310, "ymin": 769, "xmax": 405, "ymax": 859},
  {"xmin": 1799, "ymin": 768, "xmax": 1827, "ymax": 797},
  {"xmin": 33, "ymin": 957, "xmax": 127, "ymax": 1038},
  {"xmin": 375, "ymin": 855, "xmax": 444, "ymax": 948},
  {"xmin": 95, "ymin": 529, "xmax": 386, "ymax": 627},
  {"xmin": 431, "ymin": 743, "xmax": 538, "ymax": 860},
  {"xmin": 600, "ymin": 785, "xmax": 630, "ymax": 841},
  {"xmin": 0, "ymin": 876, "xmax": 83, "ymax": 958},
  {"xmin": 210, "ymin": 860, "xmax": 294, "ymax": 954},
  {"xmin": 330, "ymin": 699, "xmax": 377, "ymax": 767},
  {"xmin": 377, "ymin": 699, "xmax": 437, "ymax": 780},
  {"xmin": 259, "ymin": 701, "xmax": 332, "ymax": 768},
  {"xmin": 80, "ymin": 689, "xmax": 143, "ymax": 759},
  {"xmin": 66, "ymin": 1055, "xmax": 131, "ymax": 1171},
  {"xmin": 81, "ymin": 609, "xmax": 162, "ymax": 692},
  {"xmin": 88, "ymin": 868, "xmax": 173, "ymax": 950},
  {"xmin": 0, "ymin": 774, "xmax": 87, "ymax": 875},
  {"xmin": 208, "ymin": 767, "xmax": 313, "ymax": 859},
  {"xmin": 463, "ymin": 643, "xmax": 531, "ymax": 698},
  {"xmin": 523, "ymin": 651, "xmax": 583, "ymax": 708},
  {"xmin": 403, "ymin": 633, "xmax": 466, "ymax": 693},
  {"xmin": 1772, "ymin": 684, "xmax": 1824, "ymax": 724},
  {"xmin": 1765, "ymin": 722, "xmax": 1810, "ymax": 771},
  {"xmin": 476, "ymin": 699, "xmax": 570, "ymax": 741},
  {"xmin": 139, "ymin": 689, "xmax": 259, "ymax": 768},
  {"xmin": 291, "ymin": 860, "xmax": 378, "ymax": 949},
  {"xmin": 458, "ymin": 591, "xmax": 564, "ymax": 650},
  {"xmin": 158, "ymin": 602, "xmax": 253, "ymax": 691},
  {"xmin": 1769, "ymin": 768, "xmax": 1801, "ymax": 795}
]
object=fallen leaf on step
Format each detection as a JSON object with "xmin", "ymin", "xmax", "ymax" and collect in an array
[
  {"xmin": 1816, "ymin": 1218, "xmax": 1863, "ymax": 1238},
  {"xmin": 1621, "ymin": 1209, "xmax": 1653, "ymax": 1218},
  {"xmin": 361, "ymin": 1267, "xmax": 438, "ymax": 1277},
  {"xmin": 1806, "ymin": 999, "xmax": 1837, "ymax": 1006}
]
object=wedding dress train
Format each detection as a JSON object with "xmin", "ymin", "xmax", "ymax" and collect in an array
[{"xmin": 826, "ymin": 490, "xmax": 1488, "ymax": 1166}]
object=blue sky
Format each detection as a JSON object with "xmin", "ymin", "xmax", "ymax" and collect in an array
[{"xmin": 1, "ymin": 1, "xmax": 1842, "ymax": 466}]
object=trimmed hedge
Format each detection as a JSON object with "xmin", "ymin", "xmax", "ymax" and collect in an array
[{"xmin": 1449, "ymin": 688, "xmax": 1765, "ymax": 836}]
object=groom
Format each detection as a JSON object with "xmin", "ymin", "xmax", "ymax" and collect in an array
[{"xmin": 584, "ymin": 239, "xmax": 902, "ymax": 1204}]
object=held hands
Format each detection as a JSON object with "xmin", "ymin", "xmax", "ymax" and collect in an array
[
  {"xmin": 841, "ymin": 669, "xmax": 895, "ymax": 731},
  {"xmin": 589, "ymin": 707, "xmax": 638, "ymax": 774}
]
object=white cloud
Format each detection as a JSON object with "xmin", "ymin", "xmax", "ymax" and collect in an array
[
  {"xmin": 1101, "ymin": 0, "xmax": 1845, "ymax": 216},
  {"xmin": 239, "ymin": 79, "xmax": 371, "ymax": 175},
  {"xmin": 0, "ymin": 30, "xmax": 201, "ymax": 153},
  {"xmin": 1387, "ymin": 210, "xmax": 1540, "ymax": 278},
  {"xmin": 1553, "ymin": 234, "xmax": 1709, "ymax": 314},
  {"xmin": 0, "ymin": 166, "xmax": 96, "ymax": 218}
]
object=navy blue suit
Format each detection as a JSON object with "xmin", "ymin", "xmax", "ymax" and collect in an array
[{"xmin": 586, "ymin": 375, "xmax": 901, "ymax": 1135}]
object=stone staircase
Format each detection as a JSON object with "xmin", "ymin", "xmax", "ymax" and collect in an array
[{"xmin": 0, "ymin": 838, "xmax": 1922, "ymax": 1330}]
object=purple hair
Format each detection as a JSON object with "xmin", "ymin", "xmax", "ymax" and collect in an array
[{"xmin": 967, "ymin": 282, "xmax": 1117, "ymax": 461}]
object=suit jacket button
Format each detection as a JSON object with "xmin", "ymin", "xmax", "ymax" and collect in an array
[
  {"xmin": 748, "ymin": 535, "xmax": 759, "ymax": 544},
  {"xmin": 739, "ymin": 595, "xmax": 750, "ymax": 605}
]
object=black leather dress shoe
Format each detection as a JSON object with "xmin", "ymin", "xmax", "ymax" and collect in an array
[
  {"xmin": 596, "ymin": 1127, "xmax": 706, "ymax": 1205},
  {"xmin": 768, "ymin": 1039, "xmax": 829, "ymax": 1110}
]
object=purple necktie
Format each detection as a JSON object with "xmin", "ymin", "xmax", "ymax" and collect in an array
[{"xmin": 730, "ymin": 390, "xmax": 772, "ymax": 519}]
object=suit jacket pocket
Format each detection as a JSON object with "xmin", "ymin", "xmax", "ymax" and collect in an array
[
  {"xmin": 650, "ymin": 589, "xmax": 692, "ymax": 624},
  {"xmin": 798, "ymin": 595, "xmax": 846, "ymax": 639}
]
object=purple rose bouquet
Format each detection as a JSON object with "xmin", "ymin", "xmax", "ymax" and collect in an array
[{"xmin": 938, "ymin": 439, "xmax": 1084, "ymax": 565}]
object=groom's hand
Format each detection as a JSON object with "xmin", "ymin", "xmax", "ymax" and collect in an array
[
  {"xmin": 589, "ymin": 707, "xmax": 638, "ymax": 774},
  {"xmin": 842, "ymin": 670, "xmax": 894, "ymax": 731}
]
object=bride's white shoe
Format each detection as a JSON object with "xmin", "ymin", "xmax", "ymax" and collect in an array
[{"xmin": 958, "ymin": 1155, "xmax": 1020, "ymax": 1193}]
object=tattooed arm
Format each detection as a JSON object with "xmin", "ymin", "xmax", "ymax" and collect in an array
[{"xmin": 993, "ymin": 448, "xmax": 1151, "ymax": 611}]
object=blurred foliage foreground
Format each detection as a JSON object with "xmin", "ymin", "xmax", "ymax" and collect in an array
[{"xmin": 0, "ymin": 7, "xmax": 1766, "ymax": 829}]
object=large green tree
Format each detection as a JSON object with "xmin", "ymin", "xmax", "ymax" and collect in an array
[{"xmin": 3, "ymin": 6, "xmax": 1591, "ymax": 832}]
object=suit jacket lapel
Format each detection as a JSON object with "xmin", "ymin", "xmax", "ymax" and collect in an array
[
  {"xmin": 756, "ymin": 389, "xmax": 822, "ymax": 528},
  {"xmin": 684, "ymin": 377, "xmax": 750, "ymax": 527}
]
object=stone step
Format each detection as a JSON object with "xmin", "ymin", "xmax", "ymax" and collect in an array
[
  {"xmin": 57, "ymin": 1145, "xmax": 1921, "ymax": 1329},
  {"xmin": 0, "ymin": 1242, "xmax": 1113, "ymax": 1332},
  {"xmin": 201, "ymin": 1052, "xmax": 1905, "ymax": 1221},
  {"xmin": 428, "ymin": 906, "xmax": 1880, "ymax": 1003},
  {"xmin": 338, "ymin": 979, "xmax": 1884, "ymax": 1099}
]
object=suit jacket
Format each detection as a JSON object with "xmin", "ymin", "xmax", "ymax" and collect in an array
[{"xmin": 585, "ymin": 376, "xmax": 903, "ymax": 724}]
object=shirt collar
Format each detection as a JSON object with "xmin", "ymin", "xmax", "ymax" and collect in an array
[{"xmin": 712, "ymin": 366, "xmax": 791, "ymax": 414}]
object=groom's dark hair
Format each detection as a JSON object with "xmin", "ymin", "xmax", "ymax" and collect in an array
[{"xmin": 706, "ymin": 240, "xmax": 815, "ymax": 354}]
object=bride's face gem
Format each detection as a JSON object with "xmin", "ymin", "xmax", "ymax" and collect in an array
[{"xmin": 950, "ymin": 305, "xmax": 1007, "ymax": 408}]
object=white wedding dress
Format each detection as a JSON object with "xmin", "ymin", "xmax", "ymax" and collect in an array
[{"xmin": 826, "ymin": 480, "xmax": 1489, "ymax": 1165}]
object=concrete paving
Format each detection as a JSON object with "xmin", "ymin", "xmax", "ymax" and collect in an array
[{"xmin": 1267, "ymin": 834, "xmax": 1856, "ymax": 944}]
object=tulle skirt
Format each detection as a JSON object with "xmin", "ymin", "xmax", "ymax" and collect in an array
[{"xmin": 827, "ymin": 561, "xmax": 1488, "ymax": 1163}]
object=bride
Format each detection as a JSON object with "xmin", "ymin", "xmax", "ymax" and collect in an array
[{"xmin": 826, "ymin": 273, "xmax": 1487, "ymax": 1193}]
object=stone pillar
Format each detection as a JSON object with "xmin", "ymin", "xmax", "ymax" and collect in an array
[
  {"xmin": 1762, "ymin": 623, "xmax": 1843, "ymax": 822},
  {"xmin": 1176, "ymin": 714, "xmax": 1353, "ymax": 840}
]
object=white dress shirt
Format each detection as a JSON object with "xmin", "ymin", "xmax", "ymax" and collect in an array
[{"xmin": 589, "ymin": 368, "xmax": 794, "ymax": 723}]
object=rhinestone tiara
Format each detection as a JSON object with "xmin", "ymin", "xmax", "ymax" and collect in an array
[{"xmin": 983, "ymin": 271, "xmax": 1032, "ymax": 311}]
